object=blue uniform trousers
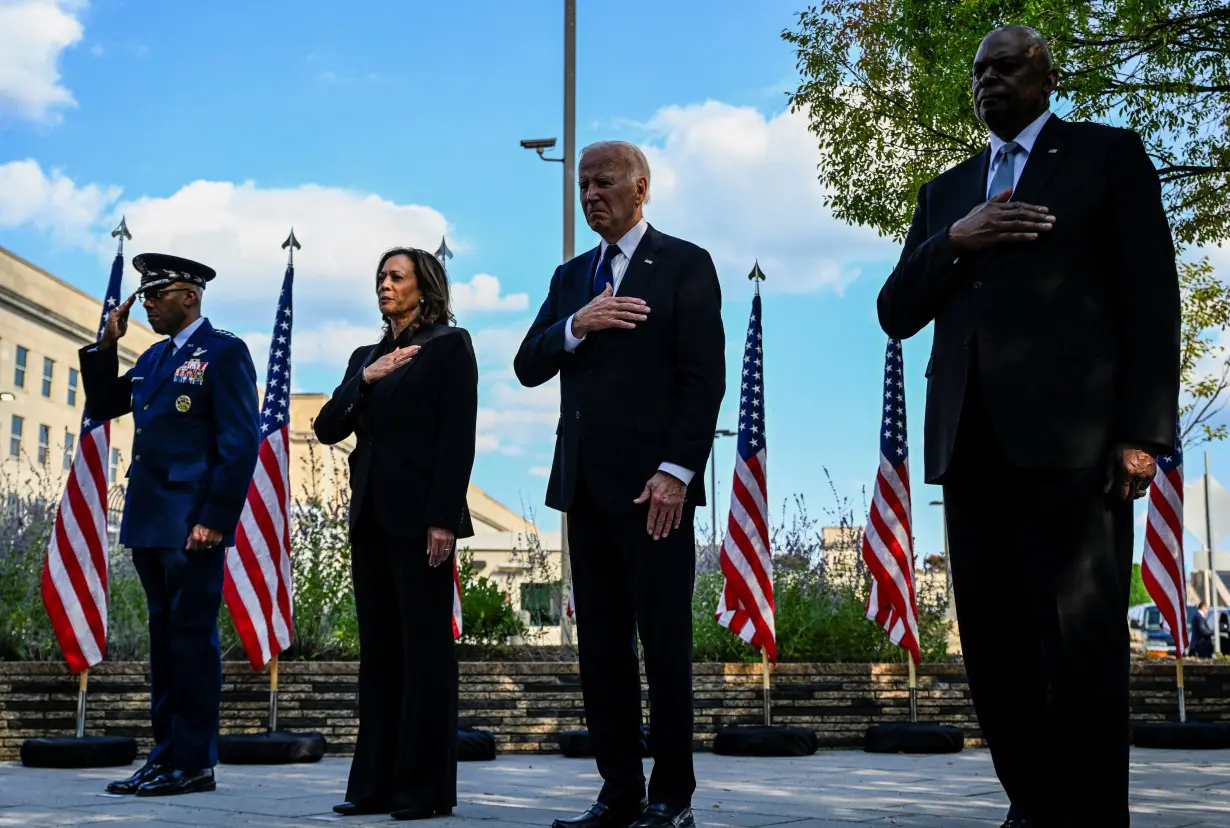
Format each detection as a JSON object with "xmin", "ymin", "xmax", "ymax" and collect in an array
[{"xmin": 132, "ymin": 545, "xmax": 225, "ymax": 771}]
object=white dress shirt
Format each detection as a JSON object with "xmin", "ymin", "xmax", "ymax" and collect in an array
[
  {"xmin": 562, "ymin": 218, "xmax": 694, "ymax": 488},
  {"xmin": 986, "ymin": 109, "xmax": 1052, "ymax": 198},
  {"xmin": 169, "ymin": 316, "xmax": 206, "ymax": 353}
]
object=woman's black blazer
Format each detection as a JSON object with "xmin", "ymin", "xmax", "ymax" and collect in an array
[{"xmin": 314, "ymin": 324, "xmax": 478, "ymax": 541}]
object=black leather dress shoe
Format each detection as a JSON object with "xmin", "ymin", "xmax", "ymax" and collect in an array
[
  {"xmin": 333, "ymin": 800, "xmax": 391, "ymax": 816},
  {"xmin": 135, "ymin": 768, "xmax": 216, "ymax": 797},
  {"xmin": 105, "ymin": 762, "xmax": 164, "ymax": 795},
  {"xmin": 552, "ymin": 799, "xmax": 648, "ymax": 828},
  {"xmin": 391, "ymin": 806, "xmax": 453, "ymax": 820},
  {"xmin": 630, "ymin": 804, "xmax": 694, "ymax": 828}
]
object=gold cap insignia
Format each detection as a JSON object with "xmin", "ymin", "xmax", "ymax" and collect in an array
[{"xmin": 175, "ymin": 395, "xmax": 191, "ymax": 413}]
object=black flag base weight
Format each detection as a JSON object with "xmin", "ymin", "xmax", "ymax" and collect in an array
[
  {"xmin": 559, "ymin": 727, "xmax": 651, "ymax": 758},
  {"xmin": 1133, "ymin": 721, "xmax": 1230, "ymax": 750},
  {"xmin": 20, "ymin": 735, "xmax": 138, "ymax": 769},
  {"xmin": 863, "ymin": 722, "xmax": 965, "ymax": 754},
  {"xmin": 218, "ymin": 730, "xmax": 327, "ymax": 765},
  {"xmin": 713, "ymin": 725, "xmax": 819, "ymax": 757}
]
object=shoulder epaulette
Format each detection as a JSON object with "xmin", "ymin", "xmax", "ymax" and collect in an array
[{"xmin": 210, "ymin": 328, "xmax": 240, "ymax": 339}]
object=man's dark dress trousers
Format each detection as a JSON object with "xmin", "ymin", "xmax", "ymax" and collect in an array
[
  {"xmin": 79, "ymin": 319, "xmax": 260, "ymax": 771},
  {"xmin": 314, "ymin": 322, "xmax": 478, "ymax": 813},
  {"xmin": 514, "ymin": 225, "xmax": 726, "ymax": 809},
  {"xmin": 878, "ymin": 115, "xmax": 1181, "ymax": 826}
]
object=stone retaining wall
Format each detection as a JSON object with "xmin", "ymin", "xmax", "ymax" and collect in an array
[{"xmin": 1, "ymin": 661, "xmax": 1226, "ymax": 760}]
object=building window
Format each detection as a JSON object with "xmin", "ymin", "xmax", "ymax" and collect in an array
[
  {"xmin": 520, "ymin": 582, "xmax": 562, "ymax": 626},
  {"xmin": 9, "ymin": 415, "xmax": 22, "ymax": 458},
  {"xmin": 67, "ymin": 368, "xmax": 79, "ymax": 407},
  {"xmin": 14, "ymin": 346, "xmax": 28, "ymax": 389},
  {"xmin": 37, "ymin": 424, "xmax": 50, "ymax": 466},
  {"xmin": 63, "ymin": 431, "xmax": 75, "ymax": 471},
  {"xmin": 42, "ymin": 357, "xmax": 54, "ymax": 398},
  {"xmin": 109, "ymin": 447, "xmax": 120, "ymax": 483}
]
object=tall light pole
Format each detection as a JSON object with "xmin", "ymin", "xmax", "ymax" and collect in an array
[
  {"xmin": 710, "ymin": 429, "xmax": 737, "ymax": 549},
  {"xmin": 520, "ymin": 0, "xmax": 577, "ymax": 647},
  {"xmin": 929, "ymin": 499, "xmax": 956, "ymax": 621}
]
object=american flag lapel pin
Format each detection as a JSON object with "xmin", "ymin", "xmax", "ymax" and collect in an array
[
  {"xmin": 644, "ymin": 258, "xmax": 653, "ymax": 264},
  {"xmin": 1048, "ymin": 148, "xmax": 1058, "ymax": 153}
]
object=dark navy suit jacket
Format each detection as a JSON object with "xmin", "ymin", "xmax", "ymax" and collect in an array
[
  {"xmin": 514, "ymin": 224, "xmax": 725, "ymax": 514},
  {"xmin": 78, "ymin": 318, "xmax": 260, "ymax": 549}
]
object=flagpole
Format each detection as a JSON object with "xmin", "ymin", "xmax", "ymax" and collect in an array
[
  {"xmin": 1206, "ymin": 452, "xmax": 1221, "ymax": 656},
  {"xmin": 762, "ymin": 651, "xmax": 771, "ymax": 726},
  {"xmin": 266, "ymin": 228, "xmax": 299, "ymax": 737},
  {"xmin": 907, "ymin": 657, "xmax": 917, "ymax": 725}
]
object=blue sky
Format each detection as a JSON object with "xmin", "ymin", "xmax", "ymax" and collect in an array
[{"xmin": 2, "ymin": 0, "xmax": 1228, "ymax": 569}]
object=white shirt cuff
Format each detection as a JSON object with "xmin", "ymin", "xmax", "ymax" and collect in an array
[
  {"xmin": 658, "ymin": 462, "xmax": 694, "ymax": 487},
  {"xmin": 564, "ymin": 313, "xmax": 586, "ymax": 352}
]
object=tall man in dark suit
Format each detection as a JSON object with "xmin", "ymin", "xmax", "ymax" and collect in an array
[
  {"xmin": 878, "ymin": 26, "xmax": 1180, "ymax": 828},
  {"xmin": 80, "ymin": 254, "xmax": 260, "ymax": 797},
  {"xmin": 515, "ymin": 141, "xmax": 725, "ymax": 828}
]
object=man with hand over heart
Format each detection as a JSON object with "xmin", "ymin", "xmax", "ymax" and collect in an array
[{"xmin": 516, "ymin": 141, "xmax": 725, "ymax": 828}]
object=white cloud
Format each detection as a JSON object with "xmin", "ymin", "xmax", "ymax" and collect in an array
[
  {"xmin": 0, "ymin": 0, "xmax": 86, "ymax": 124},
  {"xmin": 530, "ymin": 467, "xmax": 551, "ymax": 478},
  {"xmin": 0, "ymin": 159, "xmax": 119, "ymax": 240},
  {"xmin": 637, "ymin": 101, "xmax": 899, "ymax": 294},
  {"xmin": 452, "ymin": 273, "xmax": 528, "ymax": 312}
]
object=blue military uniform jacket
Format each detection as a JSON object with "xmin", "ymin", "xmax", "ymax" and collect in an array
[{"xmin": 78, "ymin": 318, "xmax": 260, "ymax": 549}]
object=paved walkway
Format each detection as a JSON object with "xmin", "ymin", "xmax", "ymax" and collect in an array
[{"xmin": 2, "ymin": 749, "xmax": 1229, "ymax": 827}]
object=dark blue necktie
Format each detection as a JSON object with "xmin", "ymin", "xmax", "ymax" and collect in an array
[
  {"xmin": 154, "ymin": 339, "xmax": 176, "ymax": 376},
  {"xmin": 592, "ymin": 243, "xmax": 621, "ymax": 298}
]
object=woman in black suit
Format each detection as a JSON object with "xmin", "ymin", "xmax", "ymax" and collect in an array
[{"xmin": 315, "ymin": 246, "xmax": 478, "ymax": 821}]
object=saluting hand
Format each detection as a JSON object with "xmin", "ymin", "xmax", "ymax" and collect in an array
[
  {"xmin": 427, "ymin": 526, "xmax": 455, "ymax": 567},
  {"xmin": 570, "ymin": 284, "xmax": 650, "ymax": 338},
  {"xmin": 99, "ymin": 294, "xmax": 137, "ymax": 350},
  {"xmin": 948, "ymin": 188, "xmax": 1056, "ymax": 253},
  {"xmin": 186, "ymin": 524, "xmax": 223, "ymax": 551},
  {"xmin": 362, "ymin": 345, "xmax": 420, "ymax": 385},
  {"xmin": 633, "ymin": 471, "xmax": 687, "ymax": 541}
]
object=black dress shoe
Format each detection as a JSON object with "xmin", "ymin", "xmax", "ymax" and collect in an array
[
  {"xmin": 105, "ymin": 762, "xmax": 164, "ymax": 795},
  {"xmin": 135, "ymin": 768, "xmax": 216, "ymax": 797},
  {"xmin": 630, "ymin": 804, "xmax": 694, "ymax": 828},
  {"xmin": 552, "ymin": 799, "xmax": 648, "ymax": 828},
  {"xmin": 391, "ymin": 806, "xmax": 453, "ymax": 820},
  {"xmin": 333, "ymin": 800, "xmax": 391, "ymax": 816}
]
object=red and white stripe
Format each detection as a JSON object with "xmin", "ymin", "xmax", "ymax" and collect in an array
[
  {"xmin": 452, "ymin": 557, "xmax": 463, "ymax": 638},
  {"xmin": 40, "ymin": 422, "xmax": 112, "ymax": 673},
  {"xmin": 716, "ymin": 444, "xmax": 776, "ymax": 661},
  {"xmin": 862, "ymin": 452, "xmax": 921, "ymax": 664},
  {"xmin": 224, "ymin": 427, "xmax": 294, "ymax": 670},
  {"xmin": 1142, "ymin": 451, "xmax": 1187, "ymax": 655}
]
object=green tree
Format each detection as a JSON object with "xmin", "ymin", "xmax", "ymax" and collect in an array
[
  {"xmin": 1129, "ymin": 563, "xmax": 1153, "ymax": 606},
  {"xmin": 783, "ymin": 1, "xmax": 1230, "ymax": 444}
]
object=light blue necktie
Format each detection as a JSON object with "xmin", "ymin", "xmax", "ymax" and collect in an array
[{"xmin": 988, "ymin": 141, "xmax": 1021, "ymax": 198}]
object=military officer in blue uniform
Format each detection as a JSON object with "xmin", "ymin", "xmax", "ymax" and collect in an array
[{"xmin": 79, "ymin": 253, "xmax": 260, "ymax": 797}]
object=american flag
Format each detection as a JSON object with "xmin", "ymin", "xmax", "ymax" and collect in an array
[
  {"xmin": 39, "ymin": 252, "xmax": 125, "ymax": 673},
  {"xmin": 1142, "ymin": 426, "xmax": 1187, "ymax": 656},
  {"xmin": 434, "ymin": 240, "xmax": 464, "ymax": 641},
  {"xmin": 223, "ymin": 264, "xmax": 295, "ymax": 670},
  {"xmin": 862, "ymin": 339, "xmax": 921, "ymax": 665},
  {"xmin": 452, "ymin": 559, "xmax": 462, "ymax": 639},
  {"xmin": 715, "ymin": 292, "xmax": 776, "ymax": 661}
]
